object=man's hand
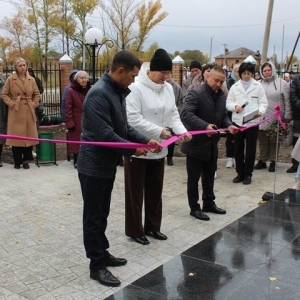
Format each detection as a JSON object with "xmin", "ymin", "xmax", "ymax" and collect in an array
[
  {"xmin": 228, "ymin": 125, "xmax": 239, "ymax": 134},
  {"xmin": 148, "ymin": 139, "xmax": 163, "ymax": 153},
  {"xmin": 179, "ymin": 132, "xmax": 192, "ymax": 142},
  {"xmin": 206, "ymin": 124, "xmax": 218, "ymax": 137},
  {"xmin": 160, "ymin": 128, "xmax": 173, "ymax": 139},
  {"xmin": 134, "ymin": 148, "xmax": 148, "ymax": 156}
]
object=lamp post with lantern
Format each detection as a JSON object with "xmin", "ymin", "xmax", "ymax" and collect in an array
[{"xmin": 74, "ymin": 27, "xmax": 114, "ymax": 85}]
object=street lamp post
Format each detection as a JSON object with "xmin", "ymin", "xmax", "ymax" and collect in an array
[
  {"xmin": 209, "ymin": 36, "xmax": 214, "ymax": 63},
  {"xmin": 82, "ymin": 28, "xmax": 114, "ymax": 85},
  {"xmin": 84, "ymin": 28, "xmax": 103, "ymax": 85}
]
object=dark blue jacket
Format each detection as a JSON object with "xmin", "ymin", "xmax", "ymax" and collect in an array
[{"xmin": 77, "ymin": 72, "xmax": 150, "ymax": 178}]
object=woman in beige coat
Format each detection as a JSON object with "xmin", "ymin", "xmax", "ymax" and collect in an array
[{"xmin": 2, "ymin": 58, "xmax": 40, "ymax": 169}]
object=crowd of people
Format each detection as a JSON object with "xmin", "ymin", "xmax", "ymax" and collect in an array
[{"xmin": 1, "ymin": 52, "xmax": 300, "ymax": 288}]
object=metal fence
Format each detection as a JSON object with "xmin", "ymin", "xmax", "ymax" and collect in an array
[
  {"xmin": 2, "ymin": 63, "xmax": 109, "ymax": 117},
  {"xmin": 3, "ymin": 63, "xmax": 62, "ymax": 117}
]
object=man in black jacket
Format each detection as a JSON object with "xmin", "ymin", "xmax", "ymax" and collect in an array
[
  {"xmin": 180, "ymin": 66, "xmax": 238, "ymax": 221},
  {"xmin": 288, "ymin": 73, "xmax": 300, "ymax": 172},
  {"xmin": 77, "ymin": 51, "xmax": 161, "ymax": 287}
]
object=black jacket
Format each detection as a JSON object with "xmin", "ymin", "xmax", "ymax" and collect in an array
[
  {"xmin": 291, "ymin": 74, "xmax": 300, "ymax": 120},
  {"xmin": 77, "ymin": 72, "xmax": 150, "ymax": 178},
  {"xmin": 180, "ymin": 82, "xmax": 232, "ymax": 160}
]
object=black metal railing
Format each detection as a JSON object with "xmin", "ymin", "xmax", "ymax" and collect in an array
[{"xmin": 2, "ymin": 62, "xmax": 110, "ymax": 117}]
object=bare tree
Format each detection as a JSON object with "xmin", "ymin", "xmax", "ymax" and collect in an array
[
  {"xmin": 0, "ymin": 12, "xmax": 30, "ymax": 57},
  {"xmin": 99, "ymin": 0, "xmax": 139, "ymax": 51}
]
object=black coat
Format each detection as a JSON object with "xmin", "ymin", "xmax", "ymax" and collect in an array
[
  {"xmin": 291, "ymin": 74, "xmax": 300, "ymax": 120},
  {"xmin": 180, "ymin": 82, "xmax": 232, "ymax": 161},
  {"xmin": 77, "ymin": 72, "xmax": 150, "ymax": 178}
]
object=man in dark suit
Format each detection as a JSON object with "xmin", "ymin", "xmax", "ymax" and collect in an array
[{"xmin": 180, "ymin": 66, "xmax": 238, "ymax": 221}]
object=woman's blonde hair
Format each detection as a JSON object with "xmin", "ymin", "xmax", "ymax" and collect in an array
[{"xmin": 14, "ymin": 58, "xmax": 27, "ymax": 73}]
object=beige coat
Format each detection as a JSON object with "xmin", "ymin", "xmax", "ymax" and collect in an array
[{"xmin": 2, "ymin": 73, "xmax": 40, "ymax": 147}]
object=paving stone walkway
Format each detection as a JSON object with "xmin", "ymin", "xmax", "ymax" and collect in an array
[{"xmin": 0, "ymin": 158, "xmax": 294, "ymax": 299}]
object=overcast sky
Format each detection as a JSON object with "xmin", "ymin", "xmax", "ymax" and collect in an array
[{"xmin": 1, "ymin": 0, "xmax": 300, "ymax": 62}]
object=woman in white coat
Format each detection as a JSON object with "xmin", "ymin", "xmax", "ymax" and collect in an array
[
  {"xmin": 226, "ymin": 62, "xmax": 268, "ymax": 185},
  {"xmin": 124, "ymin": 49, "xmax": 191, "ymax": 245}
]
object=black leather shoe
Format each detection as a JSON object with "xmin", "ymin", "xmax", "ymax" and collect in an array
[
  {"xmin": 232, "ymin": 174, "xmax": 244, "ymax": 183},
  {"xmin": 190, "ymin": 210, "xmax": 210, "ymax": 221},
  {"xmin": 202, "ymin": 204, "xmax": 226, "ymax": 214},
  {"xmin": 268, "ymin": 161, "xmax": 275, "ymax": 172},
  {"xmin": 23, "ymin": 162, "xmax": 30, "ymax": 169},
  {"xmin": 254, "ymin": 160, "xmax": 267, "ymax": 170},
  {"xmin": 90, "ymin": 268, "xmax": 121, "ymax": 287},
  {"xmin": 14, "ymin": 164, "xmax": 20, "ymax": 169},
  {"xmin": 105, "ymin": 253, "xmax": 127, "ymax": 267},
  {"xmin": 167, "ymin": 157, "xmax": 174, "ymax": 166},
  {"xmin": 0, "ymin": 160, "xmax": 2, "ymax": 167},
  {"xmin": 131, "ymin": 236, "xmax": 150, "ymax": 245},
  {"xmin": 145, "ymin": 231, "xmax": 168, "ymax": 240},
  {"xmin": 287, "ymin": 165, "xmax": 298, "ymax": 173},
  {"xmin": 243, "ymin": 175, "xmax": 252, "ymax": 185}
]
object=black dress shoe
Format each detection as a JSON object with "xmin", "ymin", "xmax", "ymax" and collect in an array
[
  {"xmin": 243, "ymin": 175, "xmax": 252, "ymax": 185},
  {"xmin": 254, "ymin": 160, "xmax": 267, "ymax": 170},
  {"xmin": 145, "ymin": 231, "xmax": 168, "ymax": 240},
  {"xmin": 90, "ymin": 268, "xmax": 121, "ymax": 287},
  {"xmin": 14, "ymin": 164, "xmax": 20, "ymax": 169},
  {"xmin": 190, "ymin": 210, "xmax": 210, "ymax": 221},
  {"xmin": 268, "ymin": 161, "xmax": 275, "ymax": 172},
  {"xmin": 0, "ymin": 160, "xmax": 2, "ymax": 167},
  {"xmin": 131, "ymin": 236, "xmax": 150, "ymax": 245},
  {"xmin": 23, "ymin": 162, "xmax": 30, "ymax": 169},
  {"xmin": 232, "ymin": 174, "xmax": 244, "ymax": 183},
  {"xmin": 202, "ymin": 204, "xmax": 226, "ymax": 214},
  {"xmin": 105, "ymin": 253, "xmax": 127, "ymax": 267},
  {"xmin": 287, "ymin": 165, "xmax": 298, "ymax": 173}
]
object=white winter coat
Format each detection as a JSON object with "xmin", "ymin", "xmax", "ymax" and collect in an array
[
  {"xmin": 226, "ymin": 78, "xmax": 268, "ymax": 126},
  {"xmin": 126, "ymin": 62, "xmax": 188, "ymax": 159}
]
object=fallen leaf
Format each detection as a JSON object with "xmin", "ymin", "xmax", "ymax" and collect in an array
[
  {"xmin": 189, "ymin": 273, "xmax": 194, "ymax": 276},
  {"xmin": 275, "ymin": 287, "xmax": 280, "ymax": 290},
  {"xmin": 269, "ymin": 277, "xmax": 277, "ymax": 281}
]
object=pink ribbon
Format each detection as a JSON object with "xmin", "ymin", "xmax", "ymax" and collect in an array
[{"xmin": 0, "ymin": 106, "xmax": 284, "ymax": 149}]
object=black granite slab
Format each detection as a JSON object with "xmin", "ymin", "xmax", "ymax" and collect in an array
[
  {"xmin": 182, "ymin": 230, "xmax": 284, "ymax": 274},
  {"xmin": 105, "ymin": 189, "xmax": 300, "ymax": 299},
  {"xmin": 105, "ymin": 285, "xmax": 168, "ymax": 300},
  {"xmin": 222, "ymin": 210, "xmax": 300, "ymax": 246},
  {"xmin": 227, "ymin": 274, "xmax": 300, "ymax": 300},
  {"xmin": 273, "ymin": 188, "xmax": 300, "ymax": 205},
  {"xmin": 109, "ymin": 255, "xmax": 253, "ymax": 300}
]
